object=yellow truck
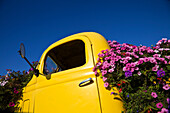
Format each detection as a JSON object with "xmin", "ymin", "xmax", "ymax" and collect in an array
[{"xmin": 19, "ymin": 32, "xmax": 123, "ymax": 113}]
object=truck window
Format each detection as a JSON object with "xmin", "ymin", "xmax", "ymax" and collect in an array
[{"xmin": 43, "ymin": 40, "xmax": 85, "ymax": 75}]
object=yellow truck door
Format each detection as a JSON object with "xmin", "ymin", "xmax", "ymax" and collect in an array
[
  {"xmin": 35, "ymin": 35, "xmax": 101, "ymax": 113},
  {"xmin": 86, "ymin": 32, "xmax": 124, "ymax": 113}
]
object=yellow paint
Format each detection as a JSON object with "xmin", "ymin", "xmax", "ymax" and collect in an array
[{"xmin": 19, "ymin": 32, "xmax": 123, "ymax": 113}]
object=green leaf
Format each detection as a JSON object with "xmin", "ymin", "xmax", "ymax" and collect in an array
[
  {"xmin": 167, "ymin": 65, "xmax": 170, "ymax": 71},
  {"xmin": 150, "ymin": 77, "xmax": 153, "ymax": 82},
  {"xmin": 156, "ymin": 84, "xmax": 159, "ymax": 89}
]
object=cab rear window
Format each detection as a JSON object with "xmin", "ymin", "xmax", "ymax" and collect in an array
[{"xmin": 43, "ymin": 40, "xmax": 85, "ymax": 74}]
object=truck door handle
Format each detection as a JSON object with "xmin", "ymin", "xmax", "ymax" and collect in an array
[{"xmin": 79, "ymin": 78, "xmax": 93, "ymax": 87}]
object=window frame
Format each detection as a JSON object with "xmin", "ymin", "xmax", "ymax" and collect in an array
[
  {"xmin": 38, "ymin": 35, "xmax": 94, "ymax": 76},
  {"xmin": 43, "ymin": 39, "xmax": 86, "ymax": 75}
]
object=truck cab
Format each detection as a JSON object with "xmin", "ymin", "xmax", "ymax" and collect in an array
[{"xmin": 20, "ymin": 32, "xmax": 123, "ymax": 113}]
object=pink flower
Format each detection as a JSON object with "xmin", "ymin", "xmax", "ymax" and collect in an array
[
  {"xmin": 110, "ymin": 52, "xmax": 116, "ymax": 56},
  {"xmin": 151, "ymin": 92, "xmax": 157, "ymax": 98},
  {"xmin": 156, "ymin": 40, "xmax": 162, "ymax": 45},
  {"xmin": 105, "ymin": 52, "xmax": 109, "ymax": 56},
  {"xmin": 133, "ymin": 48, "xmax": 138, "ymax": 52},
  {"xmin": 149, "ymin": 57, "xmax": 156, "ymax": 63},
  {"xmin": 134, "ymin": 55, "xmax": 139, "ymax": 58},
  {"xmin": 167, "ymin": 98, "xmax": 169, "ymax": 104},
  {"xmin": 164, "ymin": 48, "xmax": 170, "ymax": 51},
  {"xmin": 143, "ymin": 57, "xmax": 149, "ymax": 62},
  {"xmin": 162, "ymin": 38, "xmax": 167, "ymax": 40},
  {"xmin": 104, "ymin": 82, "xmax": 109, "ymax": 87},
  {"xmin": 154, "ymin": 50, "xmax": 159, "ymax": 53},
  {"xmin": 93, "ymin": 66, "xmax": 97, "ymax": 72},
  {"xmin": 121, "ymin": 47, "xmax": 126, "ymax": 50},
  {"xmin": 110, "ymin": 64, "xmax": 115, "ymax": 68},
  {"xmin": 110, "ymin": 60, "xmax": 115, "ymax": 65},
  {"xmin": 134, "ymin": 61, "xmax": 139, "ymax": 65},
  {"xmin": 152, "ymin": 66, "xmax": 158, "ymax": 71},
  {"xmin": 126, "ymin": 63, "xmax": 131, "ymax": 67},
  {"xmin": 131, "ymin": 63, "xmax": 136, "ymax": 67},
  {"xmin": 156, "ymin": 102, "xmax": 163, "ymax": 109},
  {"xmin": 94, "ymin": 71, "xmax": 98, "ymax": 75},
  {"xmin": 27, "ymin": 71, "xmax": 30, "ymax": 74},
  {"xmin": 125, "ymin": 52, "xmax": 131, "ymax": 56},
  {"xmin": 138, "ymin": 60, "xmax": 143, "ymax": 64},
  {"xmin": 139, "ymin": 46, "xmax": 146, "ymax": 51},
  {"xmin": 139, "ymin": 52, "xmax": 143, "ymax": 55},
  {"xmin": 161, "ymin": 108, "xmax": 169, "ymax": 113},
  {"xmin": 116, "ymin": 55, "xmax": 121, "ymax": 60},
  {"xmin": 110, "ymin": 57, "xmax": 115, "ymax": 60},
  {"xmin": 116, "ymin": 47, "xmax": 120, "ymax": 50},
  {"xmin": 9, "ymin": 102, "xmax": 15, "ymax": 107},
  {"xmin": 147, "ymin": 49, "xmax": 154, "ymax": 53},
  {"xmin": 98, "ymin": 53, "xmax": 105, "ymax": 58},
  {"xmin": 112, "ymin": 57, "xmax": 119, "ymax": 61},
  {"xmin": 102, "ymin": 62, "xmax": 110, "ymax": 69},
  {"xmin": 155, "ymin": 45, "xmax": 160, "ymax": 49},
  {"xmin": 101, "ymin": 50, "xmax": 105, "ymax": 53},
  {"xmin": 159, "ymin": 58, "xmax": 165, "ymax": 62},
  {"xmin": 14, "ymin": 90, "xmax": 19, "ymax": 94},
  {"xmin": 126, "ymin": 56, "xmax": 132, "ymax": 60},
  {"xmin": 108, "ymin": 68, "xmax": 114, "ymax": 73},
  {"xmin": 104, "ymin": 57, "xmax": 110, "ymax": 60},
  {"xmin": 0, "ymin": 81, "xmax": 8, "ymax": 86},
  {"xmin": 103, "ymin": 77, "xmax": 107, "ymax": 82},
  {"xmin": 108, "ymin": 40, "xmax": 111, "ymax": 43},
  {"xmin": 116, "ymin": 50, "xmax": 121, "ymax": 54},
  {"xmin": 131, "ymin": 52, "xmax": 135, "ymax": 56},
  {"xmin": 132, "ymin": 45, "xmax": 137, "ymax": 49},
  {"xmin": 102, "ymin": 70, "xmax": 107, "ymax": 76},
  {"xmin": 123, "ymin": 67, "xmax": 130, "ymax": 71},
  {"xmin": 137, "ymin": 71, "xmax": 141, "ymax": 76},
  {"xmin": 122, "ymin": 60, "xmax": 128, "ymax": 64},
  {"xmin": 131, "ymin": 68, "xmax": 135, "ymax": 72},
  {"xmin": 135, "ymin": 67, "xmax": 139, "ymax": 70},
  {"xmin": 165, "ymin": 55, "xmax": 170, "ymax": 60},
  {"xmin": 164, "ymin": 60, "xmax": 167, "ymax": 64},
  {"xmin": 96, "ymin": 62, "xmax": 102, "ymax": 67},
  {"xmin": 163, "ymin": 84, "xmax": 170, "ymax": 90}
]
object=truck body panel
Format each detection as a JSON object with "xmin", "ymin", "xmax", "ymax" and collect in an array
[{"xmin": 20, "ymin": 32, "xmax": 123, "ymax": 113}]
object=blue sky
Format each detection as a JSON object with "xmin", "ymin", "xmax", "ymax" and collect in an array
[{"xmin": 0, "ymin": 0, "xmax": 170, "ymax": 75}]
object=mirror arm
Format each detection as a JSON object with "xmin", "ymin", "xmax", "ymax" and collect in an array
[
  {"xmin": 24, "ymin": 57, "xmax": 34, "ymax": 69},
  {"xmin": 24, "ymin": 57, "xmax": 39, "ymax": 77}
]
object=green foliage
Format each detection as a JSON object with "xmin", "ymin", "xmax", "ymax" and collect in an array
[{"xmin": 0, "ymin": 61, "xmax": 38, "ymax": 112}]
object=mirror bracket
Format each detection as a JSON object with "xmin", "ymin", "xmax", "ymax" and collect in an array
[
  {"xmin": 46, "ymin": 74, "xmax": 51, "ymax": 80},
  {"xmin": 34, "ymin": 69, "xmax": 39, "ymax": 77},
  {"xmin": 19, "ymin": 43, "xmax": 40, "ymax": 77}
]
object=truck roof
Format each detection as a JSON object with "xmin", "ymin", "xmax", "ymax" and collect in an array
[{"xmin": 40, "ymin": 32, "xmax": 110, "ymax": 68}]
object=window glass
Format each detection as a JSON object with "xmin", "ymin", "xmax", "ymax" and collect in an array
[
  {"xmin": 44, "ymin": 56, "xmax": 62, "ymax": 75},
  {"xmin": 43, "ymin": 40, "xmax": 85, "ymax": 75}
]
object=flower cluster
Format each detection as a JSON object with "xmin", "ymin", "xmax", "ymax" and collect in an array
[
  {"xmin": 0, "ymin": 61, "xmax": 38, "ymax": 112},
  {"xmin": 93, "ymin": 38, "xmax": 170, "ymax": 113}
]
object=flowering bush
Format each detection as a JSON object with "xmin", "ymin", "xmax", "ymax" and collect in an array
[
  {"xmin": 93, "ymin": 38, "xmax": 170, "ymax": 113},
  {"xmin": 0, "ymin": 61, "xmax": 38, "ymax": 112}
]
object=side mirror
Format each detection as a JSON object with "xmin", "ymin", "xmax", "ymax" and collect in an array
[
  {"xmin": 20, "ymin": 43, "xmax": 25, "ymax": 58},
  {"xmin": 18, "ymin": 43, "xmax": 39, "ymax": 77}
]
